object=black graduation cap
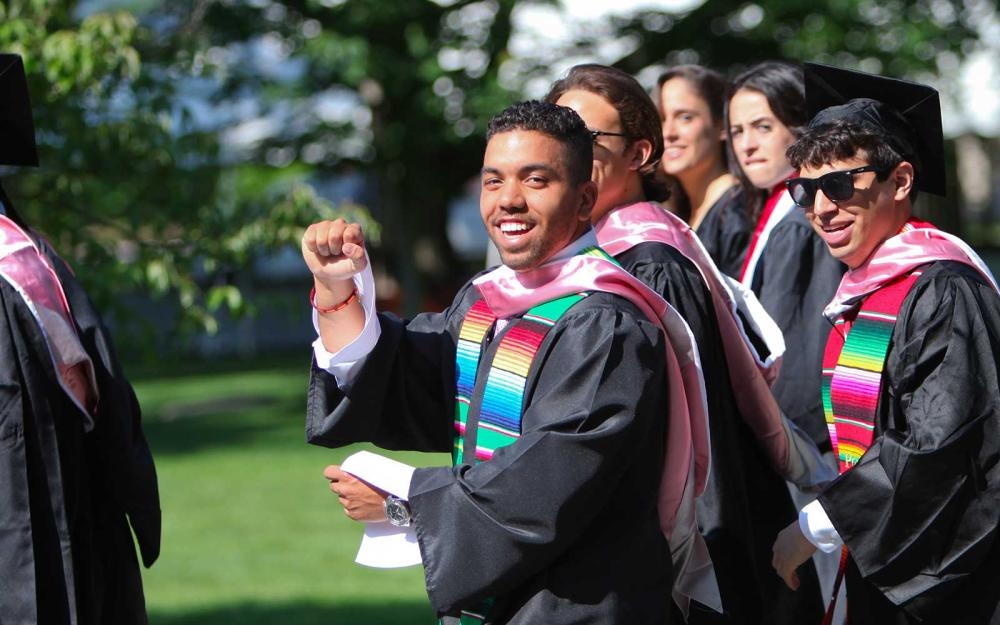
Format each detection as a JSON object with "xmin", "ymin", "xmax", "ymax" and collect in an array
[
  {"xmin": 0, "ymin": 53, "xmax": 40, "ymax": 167},
  {"xmin": 803, "ymin": 62, "xmax": 945, "ymax": 196}
]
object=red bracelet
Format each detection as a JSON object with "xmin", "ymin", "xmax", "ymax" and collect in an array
[{"xmin": 311, "ymin": 286, "xmax": 359, "ymax": 314}]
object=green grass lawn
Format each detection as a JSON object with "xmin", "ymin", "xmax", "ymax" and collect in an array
[{"xmin": 132, "ymin": 355, "xmax": 448, "ymax": 624}]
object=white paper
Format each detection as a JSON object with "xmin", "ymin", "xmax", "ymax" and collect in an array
[
  {"xmin": 354, "ymin": 521, "xmax": 422, "ymax": 568},
  {"xmin": 340, "ymin": 450, "xmax": 422, "ymax": 568}
]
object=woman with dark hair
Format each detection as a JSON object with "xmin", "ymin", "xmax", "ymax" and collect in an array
[
  {"xmin": 726, "ymin": 61, "xmax": 844, "ymax": 452},
  {"xmin": 726, "ymin": 60, "xmax": 845, "ymax": 616},
  {"xmin": 658, "ymin": 65, "xmax": 750, "ymax": 277}
]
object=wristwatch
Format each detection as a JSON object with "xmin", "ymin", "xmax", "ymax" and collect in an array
[{"xmin": 384, "ymin": 495, "xmax": 412, "ymax": 527}]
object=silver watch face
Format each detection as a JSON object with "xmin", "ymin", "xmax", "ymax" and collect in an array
[{"xmin": 385, "ymin": 496, "xmax": 411, "ymax": 527}]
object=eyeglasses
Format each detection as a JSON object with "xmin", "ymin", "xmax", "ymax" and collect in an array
[
  {"xmin": 785, "ymin": 165, "xmax": 888, "ymax": 208},
  {"xmin": 589, "ymin": 129, "xmax": 632, "ymax": 143}
]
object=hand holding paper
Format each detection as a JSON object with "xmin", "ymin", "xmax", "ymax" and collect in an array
[
  {"xmin": 323, "ymin": 464, "xmax": 389, "ymax": 522},
  {"xmin": 335, "ymin": 450, "xmax": 423, "ymax": 569}
]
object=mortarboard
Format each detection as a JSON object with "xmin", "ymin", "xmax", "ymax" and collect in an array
[
  {"xmin": 803, "ymin": 62, "xmax": 944, "ymax": 196},
  {"xmin": 0, "ymin": 53, "xmax": 39, "ymax": 167}
]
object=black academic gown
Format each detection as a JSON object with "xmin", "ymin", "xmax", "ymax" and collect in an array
[
  {"xmin": 307, "ymin": 281, "xmax": 674, "ymax": 624},
  {"xmin": 818, "ymin": 261, "xmax": 1000, "ymax": 624},
  {"xmin": 751, "ymin": 209, "xmax": 846, "ymax": 450},
  {"xmin": 0, "ymin": 208, "xmax": 159, "ymax": 624},
  {"xmin": 694, "ymin": 186, "xmax": 751, "ymax": 279},
  {"xmin": 615, "ymin": 242, "xmax": 823, "ymax": 625}
]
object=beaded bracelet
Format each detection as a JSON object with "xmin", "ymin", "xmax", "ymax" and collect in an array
[{"xmin": 310, "ymin": 286, "xmax": 359, "ymax": 314}]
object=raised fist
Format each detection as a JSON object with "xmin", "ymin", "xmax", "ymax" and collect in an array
[{"xmin": 301, "ymin": 219, "xmax": 368, "ymax": 289}]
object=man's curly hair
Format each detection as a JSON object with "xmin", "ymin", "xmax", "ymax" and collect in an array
[{"xmin": 486, "ymin": 100, "xmax": 594, "ymax": 186}]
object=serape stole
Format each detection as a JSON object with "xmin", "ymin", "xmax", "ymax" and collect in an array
[
  {"xmin": 448, "ymin": 294, "xmax": 585, "ymax": 624},
  {"xmin": 818, "ymin": 270, "xmax": 922, "ymax": 625},
  {"xmin": 821, "ymin": 270, "xmax": 922, "ymax": 473},
  {"xmin": 446, "ymin": 247, "xmax": 610, "ymax": 624},
  {"xmin": 452, "ymin": 245, "xmax": 613, "ymax": 465}
]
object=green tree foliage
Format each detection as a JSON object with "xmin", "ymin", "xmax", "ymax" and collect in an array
[
  {"xmin": 1, "ymin": 0, "xmax": 991, "ymax": 339},
  {"xmin": 167, "ymin": 0, "xmax": 521, "ymax": 313},
  {"xmin": 1, "ymin": 0, "xmax": 368, "ymax": 338}
]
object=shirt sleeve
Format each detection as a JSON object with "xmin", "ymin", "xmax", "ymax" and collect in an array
[
  {"xmin": 799, "ymin": 499, "xmax": 843, "ymax": 553},
  {"xmin": 311, "ymin": 260, "xmax": 381, "ymax": 391}
]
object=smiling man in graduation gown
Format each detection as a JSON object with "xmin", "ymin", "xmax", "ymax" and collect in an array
[
  {"xmin": 772, "ymin": 63, "xmax": 1000, "ymax": 624},
  {"xmin": 0, "ymin": 53, "xmax": 160, "ymax": 625},
  {"xmin": 303, "ymin": 100, "xmax": 712, "ymax": 624}
]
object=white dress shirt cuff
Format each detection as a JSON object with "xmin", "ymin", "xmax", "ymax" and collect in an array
[
  {"xmin": 799, "ymin": 498, "xmax": 843, "ymax": 553},
  {"xmin": 311, "ymin": 259, "xmax": 381, "ymax": 389}
]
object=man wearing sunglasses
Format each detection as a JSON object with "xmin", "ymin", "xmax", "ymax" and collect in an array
[{"xmin": 772, "ymin": 64, "xmax": 1000, "ymax": 624}]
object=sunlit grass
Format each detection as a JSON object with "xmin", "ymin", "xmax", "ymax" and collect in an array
[{"xmin": 132, "ymin": 357, "xmax": 447, "ymax": 624}]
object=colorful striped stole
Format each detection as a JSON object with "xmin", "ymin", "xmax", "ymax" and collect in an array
[
  {"xmin": 452, "ymin": 292, "xmax": 586, "ymax": 464},
  {"xmin": 821, "ymin": 270, "xmax": 922, "ymax": 473},
  {"xmin": 452, "ymin": 246, "xmax": 612, "ymax": 465},
  {"xmin": 818, "ymin": 269, "xmax": 922, "ymax": 625},
  {"xmin": 446, "ymin": 248, "xmax": 610, "ymax": 624}
]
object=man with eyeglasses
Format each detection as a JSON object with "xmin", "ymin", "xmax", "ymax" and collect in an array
[
  {"xmin": 546, "ymin": 64, "xmax": 832, "ymax": 625},
  {"xmin": 772, "ymin": 63, "xmax": 1000, "ymax": 624}
]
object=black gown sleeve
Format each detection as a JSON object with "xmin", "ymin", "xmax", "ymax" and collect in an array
[
  {"xmin": 404, "ymin": 298, "xmax": 669, "ymax": 614},
  {"xmin": 752, "ymin": 211, "xmax": 845, "ymax": 448},
  {"xmin": 306, "ymin": 280, "xmax": 480, "ymax": 453},
  {"xmin": 40, "ymin": 241, "xmax": 162, "ymax": 568},
  {"xmin": 818, "ymin": 262, "xmax": 1000, "ymax": 618}
]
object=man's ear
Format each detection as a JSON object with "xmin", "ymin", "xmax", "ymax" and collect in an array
[
  {"xmin": 891, "ymin": 161, "xmax": 915, "ymax": 202},
  {"xmin": 579, "ymin": 180, "xmax": 598, "ymax": 222},
  {"xmin": 629, "ymin": 138, "xmax": 655, "ymax": 172}
]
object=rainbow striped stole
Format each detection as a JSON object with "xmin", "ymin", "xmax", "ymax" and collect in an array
[
  {"xmin": 821, "ymin": 271, "xmax": 922, "ymax": 473},
  {"xmin": 444, "ymin": 246, "xmax": 611, "ymax": 625},
  {"xmin": 447, "ymin": 292, "xmax": 585, "ymax": 625},
  {"xmin": 452, "ymin": 292, "xmax": 586, "ymax": 465},
  {"xmin": 452, "ymin": 245, "xmax": 613, "ymax": 466}
]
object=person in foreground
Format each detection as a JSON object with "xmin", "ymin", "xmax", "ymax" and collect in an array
[
  {"xmin": 303, "ymin": 101, "xmax": 708, "ymax": 623},
  {"xmin": 0, "ymin": 53, "xmax": 160, "ymax": 625},
  {"xmin": 771, "ymin": 63, "xmax": 1000, "ymax": 624},
  {"xmin": 546, "ymin": 63, "xmax": 830, "ymax": 625}
]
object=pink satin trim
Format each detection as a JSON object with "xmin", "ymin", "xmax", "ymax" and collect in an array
[
  {"xmin": 594, "ymin": 202, "xmax": 791, "ymax": 475},
  {"xmin": 827, "ymin": 227, "xmax": 999, "ymax": 318},
  {"xmin": 474, "ymin": 251, "xmax": 706, "ymax": 534},
  {"xmin": 0, "ymin": 215, "xmax": 98, "ymax": 420}
]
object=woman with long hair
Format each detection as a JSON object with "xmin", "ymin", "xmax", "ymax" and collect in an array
[
  {"xmin": 658, "ymin": 65, "xmax": 749, "ymax": 277},
  {"xmin": 726, "ymin": 60, "xmax": 844, "ymax": 452}
]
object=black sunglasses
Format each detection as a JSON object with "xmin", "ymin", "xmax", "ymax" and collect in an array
[
  {"xmin": 589, "ymin": 129, "xmax": 632, "ymax": 143},
  {"xmin": 785, "ymin": 165, "xmax": 888, "ymax": 208}
]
